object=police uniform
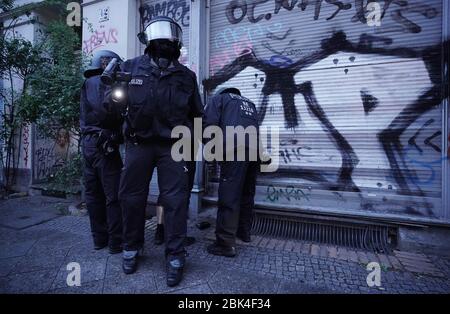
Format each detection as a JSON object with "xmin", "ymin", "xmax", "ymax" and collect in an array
[
  {"xmin": 80, "ymin": 55, "xmax": 123, "ymax": 253},
  {"xmin": 118, "ymin": 54, "xmax": 203, "ymax": 251},
  {"xmin": 204, "ymin": 88, "xmax": 260, "ymax": 255}
]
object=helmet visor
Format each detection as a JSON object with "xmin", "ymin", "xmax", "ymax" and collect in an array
[{"xmin": 144, "ymin": 20, "xmax": 183, "ymax": 46}]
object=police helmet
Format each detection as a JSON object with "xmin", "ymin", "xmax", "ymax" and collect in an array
[
  {"xmin": 138, "ymin": 16, "xmax": 183, "ymax": 48},
  {"xmin": 84, "ymin": 50, "xmax": 122, "ymax": 78},
  {"xmin": 216, "ymin": 87, "xmax": 242, "ymax": 96}
]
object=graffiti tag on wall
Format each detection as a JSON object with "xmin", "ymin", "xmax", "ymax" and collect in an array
[
  {"xmin": 225, "ymin": 0, "xmax": 437, "ymax": 34},
  {"xmin": 33, "ymin": 128, "xmax": 71, "ymax": 183},
  {"xmin": 82, "ymin": 27, "xmax": 119, "ymax": 55},
  {"xmin": 139, "ymin": 0, "xmax": 190, "ymax": 28}
]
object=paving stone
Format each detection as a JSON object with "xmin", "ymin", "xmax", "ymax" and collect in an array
[
  {"xmin": 0, "ymin": 257, "xmax": 21, "ymax": 277},
  {"xmin": 51, "ymin": 255, "xmax": 108, "ymax": 289},
  {"xmin": 277, "ymin": 279, "xmax": 336, "ymax": 294},
  {"xmin": 10, "ymin": 250, "xmax": 67, "ymax": 275},
  {"xmin": 48, "ymin": 279, "xmax": 104, "ymax": 294},
  {"xmin": 319, "ymin": 245, "xmax": 329, "ymax": 258},
  {"xmin": 2, "ymin": 200, "xmax": 450, "ymax": 294},
  {"xmin": 310, "ymin": 244, "xmax": 320, "ymax": 256},
  {"xmin": 377, "ymin": 254, "xmax": 392, "ymax": 269},
  {"xmin": 394, "ymin": 251, "xmax": 429, "ymax": 262},
  {"xmin": 168, "ymin": 283, "xmax": 213, "ymax": 294},
  {"xmin": 283, "ymin": 240, "xmax": 296, "ymax": 252},
  {"xmin": 266, "ymin": 238, "xmax": 278, "ymax": 250},
  {"xmin": 365, "ymin": 252, "xmax": 380, "ymax": 264},
  {"xmin": 272, "ymin": 238, "xmax": 286, "ymax": 251},
  {"xmin": 250, "ymin": 235, "xmax": 263, "ymax": 247},
  {"xmin": 208, "ymin": 269, "xmax": 280, "ymax": 294},
  {"xmin": 0, "ymin": 239, "xmax": 37, "ymax": 259},
  {"xmin": 327, "ymin": 246, "xmax": 338, "ymax": 259},
  {"xmin": 336, "ymin": 247, "xmax": 349, "ymax": 261},
  {"xmin": 301, "ymin": 242, "xmax": 311, "ymax": 255},
  {"xmin": 258, "ymin": 237, "xmax": 270, "ymax": 249},
  {"xmin": 0, "ymin": 268, "xmax": 58, "ymax": 293},
  {"xmin": 356, "ymin": 251, "xmax": 369, "ymax": 265},
  {"xmin": 0, "ymin": 196, "xmax": 65, "ymax": 230},
  {"xmin": 347, "ymin": 250, "xmax": 359, "ymax": 263}
]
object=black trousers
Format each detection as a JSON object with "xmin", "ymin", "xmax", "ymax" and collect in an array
[
  {"xmin": 216, "ymin": 161, "xmax": 258, "ymax": 246},
  {"xmin": 119, "ymin": 140, "xmax": 189, "ymax": 256},
  {"xmin": 82, "ymin": 135, "xmax": 123, "ymax": 247}
]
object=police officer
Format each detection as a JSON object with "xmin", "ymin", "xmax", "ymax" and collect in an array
[
  {"xmin": 110, "ymin": 17, "xmax": 204, "ymax": 287},
  {"xmin": 204, "ymin": 88, "xmax": 260, "ymax": 257},
  {"xmin": 80, "ymin": 50, "xmax": 124, "ymax": 254}
]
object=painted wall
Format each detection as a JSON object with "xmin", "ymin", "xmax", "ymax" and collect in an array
[
  {"xmin": 82, "ymin": 0, "xmax": 138, "ymax": 61},
  {"xmin": 1, "ymin": 13, "xmax": 37, "ymax": 189},
  {"xmin": 204, "ymin": 0, "xmax": 448, "ymax": 222}
]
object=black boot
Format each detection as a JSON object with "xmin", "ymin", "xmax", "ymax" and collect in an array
[
  {"xmin": 166, "ymin": 256, "xmax": 185, "ymax": 287},
  {"xmin": 109, "ymin": 244, "xmax": 123, "ymax": 254},
  {"xmin": 154, "ymin": 224, "xmax": 164, "ymax": 245},
  {"xmin": 236, "ymin": 230, "xmax": 251, "ymax": 243},
  {"xmin": 94, "ymin": 239, "xmax": 108, "ymax": 250},
  {"xmin": 122, "ymin": 251, "xmax": 139, "ymax": 275},
  {"xmin": 207, "ymin": 242, "xmax": 236, "ymax": 257}
]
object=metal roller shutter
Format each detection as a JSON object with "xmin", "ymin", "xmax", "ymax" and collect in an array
[
  {"xmin": 138, "ymin": 0, "xmax": 192, "ymax": 202},
  {"xmin": 206, "ymin": 0, "xmax": 447, "ymax": 223}
]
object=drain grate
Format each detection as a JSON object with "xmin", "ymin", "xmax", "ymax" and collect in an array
[{"xmin": 251, "ymin": 213, "xmax": 396, "ymax": 253}]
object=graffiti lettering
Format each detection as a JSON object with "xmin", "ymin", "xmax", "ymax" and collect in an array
[
  {"xmin": 22, "ymin": 124, "xmax": 30, "ymax": 167},
  {"xmin": 139, "ymin": 0, "xmax": 190, "ymax": 28},
  {"xmin": 225, "ymin": 0, "xmax": 437, "ymax": 34},
  {"xmin": 266, "ymin": 184, "xmax": 311, "ymax": 202},
  {"xmin": 82, "ymin": 28, "xmax": 119, "ymax": 55},
  {"xmin": 33, "ymin": 129, "xmax": 71, "ymax": 183}
]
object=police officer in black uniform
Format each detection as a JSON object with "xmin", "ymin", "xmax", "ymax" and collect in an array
[
  {"xmin": 109, "ymin": 17, "xmax": 203, "ymax": 287},
  {"xmin": 204, "ymin": 88, "xmax": 260, "ymax": 257},
  {"xmin": 80, "ymin": 50, "xmax": 124, "ymax": 254}
]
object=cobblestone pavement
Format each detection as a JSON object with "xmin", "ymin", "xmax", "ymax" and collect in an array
[{"xmin": 0, "ymin": 196, "xmax": 449, "ymax": 294}]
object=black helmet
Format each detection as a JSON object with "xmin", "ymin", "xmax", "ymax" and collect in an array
[
  {"xmin": 84, "ymin": 50, "xmax": 122, "ymax": 78},
  {"xmin": 138, "ymin": 16, "xmax": 183, "ymax": 48},
  {"xmin": 216, "ymin": 87, "xmax": 242, "ymax": 96}
]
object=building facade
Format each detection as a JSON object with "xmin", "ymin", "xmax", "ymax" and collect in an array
[{"xmin": 2, "ymin": 0, "xmax": 449, "ymax": 251}]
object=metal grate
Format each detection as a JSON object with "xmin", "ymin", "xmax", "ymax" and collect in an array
[{"xmin": 251, "ymin": 214, "xmax": 396, "ymax": 254}]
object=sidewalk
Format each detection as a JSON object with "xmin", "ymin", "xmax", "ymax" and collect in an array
[{"xmin": 0, "ymin": 196, "xmax": 449, "ymax": 294}]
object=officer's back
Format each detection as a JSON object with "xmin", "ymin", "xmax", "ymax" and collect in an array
[{"xmin": 204, "ymin": 88, "xmax": 259, "ymax": 160}]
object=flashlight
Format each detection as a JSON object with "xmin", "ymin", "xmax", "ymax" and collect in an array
[{"xmin": 112, "ymin": 87, "xmax": 125, "ymax": 103}]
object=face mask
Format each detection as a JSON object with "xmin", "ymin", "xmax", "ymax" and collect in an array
[{"xmin": 149, "ymin": 39, "xmax": 180, "ymax": 62}]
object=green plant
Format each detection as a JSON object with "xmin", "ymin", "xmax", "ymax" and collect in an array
[
  {"xmin": 47, "ymin": 152, "xmax": 83, "ymax": 194},
  {"xmin": 19, "ymin": 19, "xmax": 84, "ymax": 150}
]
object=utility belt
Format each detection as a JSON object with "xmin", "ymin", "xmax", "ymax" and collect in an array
[
  {"xmin": 83, "ymin": 129, "xmax": 123, "ymax": 156},
  {"xmin": 124, "ymin": 131, "xmax": 177, "ymax": 146}
]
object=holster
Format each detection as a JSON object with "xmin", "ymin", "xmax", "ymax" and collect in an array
[{"xmin": 96, "ymin": 129, "xmax": 123, "ymax": 156}]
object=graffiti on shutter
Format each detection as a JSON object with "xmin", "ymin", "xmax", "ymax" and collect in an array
[{"xmin": 205, "ymin": 0, "xmax": 448, "ymax": 219}]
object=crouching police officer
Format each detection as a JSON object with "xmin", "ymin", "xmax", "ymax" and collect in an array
[
  {"xmin": 107, "ymin": 17, "xmax": 204, "ymax": 287},
  {"xmin": 80, "ymin": 50, "xmax": 124, "ymax": 254},
  {"xmin": 204, "ymin": 88, "xmax": 260, "ymax": 257}
]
